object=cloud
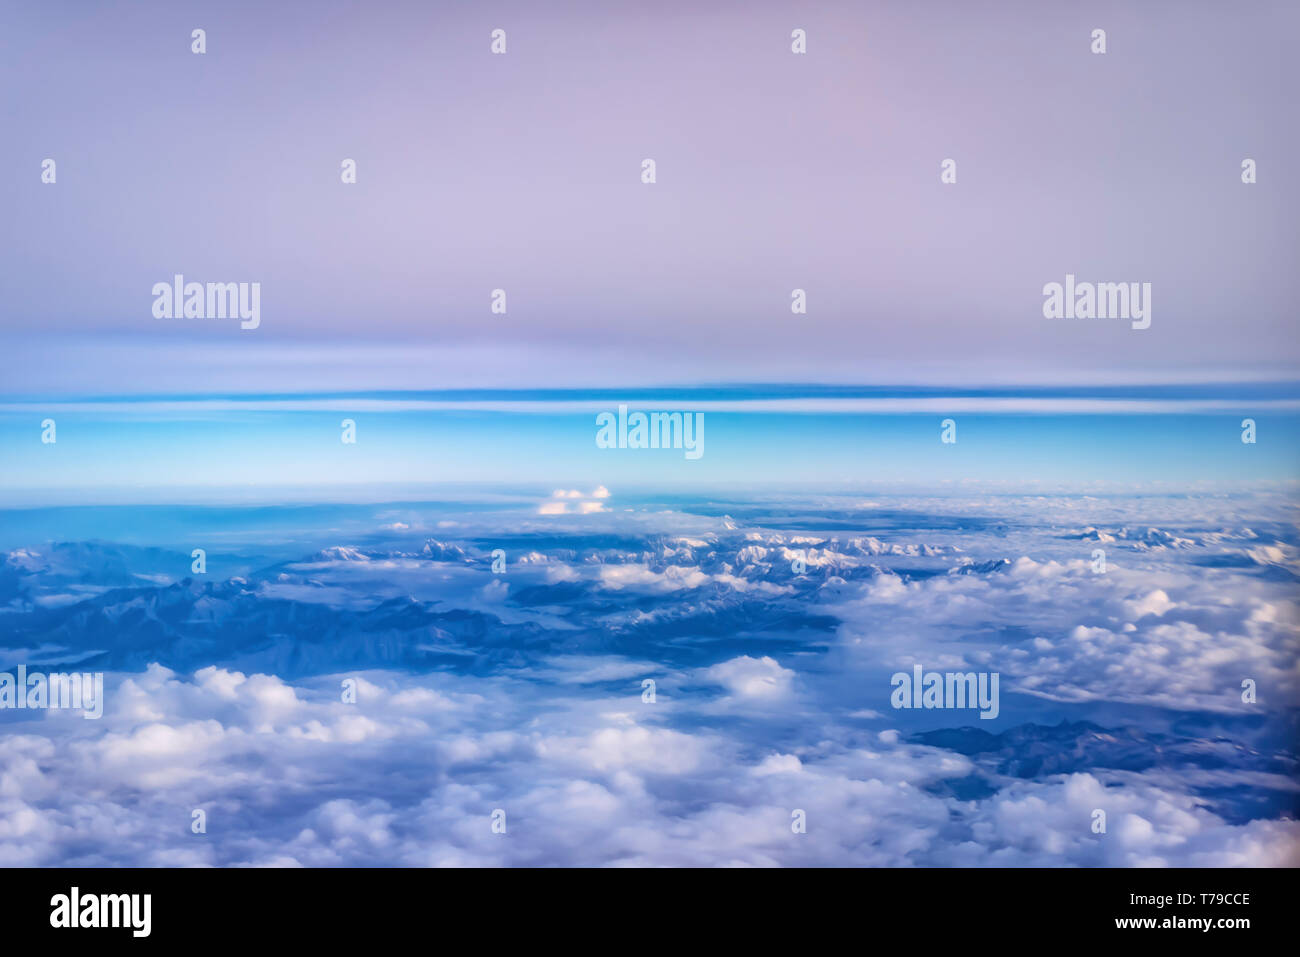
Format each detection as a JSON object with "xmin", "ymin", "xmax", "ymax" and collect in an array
[
  {"xmin": 703, "ymin": 656, "xmax": 796, "ymax": 701},
  {"xmin": 1, "ymin": 488, "xmax": 1296, "ymax": 866},
  {"xmin": 1, "ymin": 659, "xmax": 1297, "ymax": 866}
]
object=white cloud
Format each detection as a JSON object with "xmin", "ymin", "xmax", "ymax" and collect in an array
[
  {"xmin": 2, "ymin": 489, "xmax": 1296, "ymax": 867},
  {"xmin": 703, "ymin": 656, "xmax": 796, "ymax": 701},
  {"xmin": 1, "ymin": 662, "xmax": 1296, "ymax": 867}
]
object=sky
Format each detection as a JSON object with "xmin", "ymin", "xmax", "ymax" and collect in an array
[
  {"xmin": 1, "ymin": 0, "xmax": 1297, "ymax": 395},
  {"xmin": 1, "ymin": 399, "xmax": 1299, "ymax": 503}
]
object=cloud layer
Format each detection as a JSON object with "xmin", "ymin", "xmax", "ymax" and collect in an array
[{"xmin": 2, "ymin": 489, "xmax": 1297, "ymax": 866}]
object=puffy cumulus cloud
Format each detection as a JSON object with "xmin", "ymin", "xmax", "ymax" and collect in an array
[
  {"xmin": 829, "ymin": 539, "xmax": 1300, "ymax": 713},
  {"xmin": 1122, "ymin": 588, "xmax": 1175, "ymax": 620},
  {"xmin": 703, "ymin": 655, "xmax": 796, "ymax": 701},
  {"xmin": 1, "ymin": 489, "xmax": 1296, "ymax": 868},
  {"xmin": 962, "ymin": 772, "xmax": 1300, "ymax": 867},
  {"xmin": 0, "ymin": 661, "xmax": 1297, "ymax": 867},
  {"xmin": 593, "ymin": 563, "xmax": 792, "ymax": 596},
  {"xmin": 598, "ymin": 564, "xmax": 711, "ymax": 592},
  {"xmin": 541, "ymin": 488, "xmax": 610, "ymax": 515},
  {"xmin": 544, "ymin": 564, "xmax": 580, "ymax": 584},
  {"xmin": 1009, "ymin": 614, "xmax": 1298, "ymax": 713},
  {"xmin": 753, "ymin": 753, "xmax": 803, "ymax": 775},
  {"xmin": 538, "ymin": 726, "xmax": 711, "ymax": 774}
]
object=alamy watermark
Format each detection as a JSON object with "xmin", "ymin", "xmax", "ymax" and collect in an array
[
  {"xmin": 152, "ymin": 274, "xmax": 261, "ymax": 330},
  {"xmin": 890, "ymin": 664, "xmax": 999, "ymax": 720},
  {"xmin": 1042, "ymin": 273, "xmax": 1150, "ymax": 330},
  {"xmin": 596, "ymin": 404, "xmax": 704, "ymax": 459},
  {"xmin": 50, "ymin": 887, "xmax": 150, "ymax": 937},
  {"xmin": 1, "ymin": 666, "xmax": 104, "ymax": 719}
]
